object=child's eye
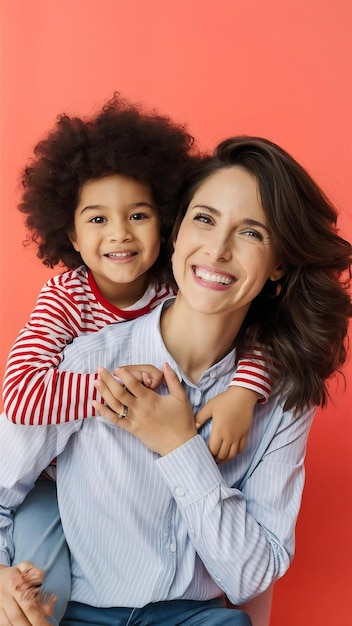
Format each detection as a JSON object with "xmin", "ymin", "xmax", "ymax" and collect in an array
[
  {"xmin": 89, "ymin": 216, "xmax": 106, "ymax": 224},
  {"xmin": 130, "ymin": 212, "xmax": 149, "ymax": 221},
  {"xmin": 194, "ymin": 212, "xmax": 214, "ymax": 225}
]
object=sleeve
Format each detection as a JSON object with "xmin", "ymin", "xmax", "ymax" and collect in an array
[
  {"xmin": 0, "ymin": 413, "xmax": 80, "ymax": 565},
  {"xmin": 155, "ymin": 404, "xmax": 314, "ymax": 605},
  {"xmin": 229, "ymin": 347, "xmax": 281, "ymax": 403},
  {"xmin": 2, "ymin": 282, "xmax": 102, "ymax": 426}
]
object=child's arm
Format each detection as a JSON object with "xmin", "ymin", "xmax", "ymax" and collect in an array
[
  {"xmin": 3, "ymin": 279, "xmax": 102, "ymax": 426},
  {"xmin": 3, "ymin": 278, "xmax": 164, "ymax": 427},
  {"xmin": 196, "ymin": 348, "xmax": 279, "ymax": 463}
]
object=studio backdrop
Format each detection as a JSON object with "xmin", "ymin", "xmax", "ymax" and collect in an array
[{"xmin": 0, "ymin": 1, "xmax": 351, "ymax": 624}]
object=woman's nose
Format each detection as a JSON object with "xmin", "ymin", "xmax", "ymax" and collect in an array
[{"xmin": 205, "ymin": 234, "xmax": 232, "ymax": 261}]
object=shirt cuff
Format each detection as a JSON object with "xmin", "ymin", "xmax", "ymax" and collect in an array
[{"xmin": 155, "ymin": 435, "xmax": 224, "ymax": 505}]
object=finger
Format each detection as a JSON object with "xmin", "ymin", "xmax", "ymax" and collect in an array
[
  {"xmin": 92, "ymin": 400, "xmax": 130, "ymax": 428},
  {"xmin": 195, "ymin": 403, "xmax": 213, "ymax": 428},
  {"xmin": 14, "ymin": 566, "xmax": 44, "ymax": 593},
  {"xmin": 16, "ymin": 563, "xmax": 41, "ymax": 574},
  {"xmin": 92, "ymin": 401, "xmax": 134, "ymax": 436},
  {"xmin": 96, "ymin": 367, "xmax": 124, "ymax": 393},
  {"xmin": 214, "ymin": 440, "xmax": 232, "ymax": 464},
  {"xmin": 94, "ymin": 386, "xmax": 125, "ymax": 415},
  {"xmin": 116, "ymin": 365, "xmax": 164, "ymax": 389},
  {"xmin": 17, "ymin": 600, "xmax": 49, "ymax": 626},
  {"xmin": 40, "ymin": 591, "xmax": 57, "ymax": 618},
  {"xmin": 237, "ymin": 436, "xmax": 248, "ymax": 454},
  {"xmin": 114, "ymin": 368, "xmax": 149, "ymax": 400},
  {"xmin": 162, "ymin": 363, "xmax": 187, "ymax": 401},
  {"xmin": 141, "ymin": 365, "xmax": 164, "ymax": 388},
  {"xmin": 227, "ymin": 442, "xmax": 241, "ymax": 461},
  {"xmin": 94, "ymin": 370, "xmax": 127, "ymax": 414},
  {"xmin": 207, "ymin": 435, "xmax": 222, "ymax": 459},
  {"xmin": 2, "ymin": 593, "xmax": 47, "ymax": 626}
]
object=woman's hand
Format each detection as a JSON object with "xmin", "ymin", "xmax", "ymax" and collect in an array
[
  {"xmin": 0, "ymin": 563, "xmax": 56, "ymax": 626},
  {"xmin": 93, "ymin": 363, "xmax": 198, "ymax": 456}
]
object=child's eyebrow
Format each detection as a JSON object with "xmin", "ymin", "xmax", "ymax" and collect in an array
[
  {"xmin": 80, "ymin": 205, "xmax": 106, "ymax": 214},
  {"xmin": 79, "ymin": 201, "xmax": 156, "ymax": 215}
]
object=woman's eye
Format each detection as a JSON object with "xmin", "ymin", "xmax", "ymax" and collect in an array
[
  {"xmin": 194, "ymin": 212, "xmax": 213, "ymax": 225},
  {"xmin": 90, "ymin": 216, "xmax": 106, "ymax": 224},
  {"xmin": 242, "ymin": 229, "xmax": 263, "ymax": 241}
]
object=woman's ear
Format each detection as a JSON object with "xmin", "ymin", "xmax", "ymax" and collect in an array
[{"xmin": 269, "ymin": 263, "xmax": 286, "ymax": 282}]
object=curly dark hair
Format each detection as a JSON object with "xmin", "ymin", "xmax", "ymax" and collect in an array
[
  {"xmin": 172, "ymin": 136, "xmax": 352, "ymax": 412},
  {"xmin": 19, "ymin": 93, "xmax": 200, "ymax": 280}
]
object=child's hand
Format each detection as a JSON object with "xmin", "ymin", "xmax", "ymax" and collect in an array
[
  {"xmin": 112, "ymin": 364, "xmax": 164, "ymax": 389},
  {"xmin": 0, "ymin": 562, "xmax": 57, "ymax": 626},
  {"xmin": 195, "ymin": 387, "xmax": 260, "ymax": 463}
]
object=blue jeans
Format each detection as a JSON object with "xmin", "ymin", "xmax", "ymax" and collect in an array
[
  {"xmin": 61, "ymin": 599, "xmax": 252, "ymax": 625},
  {"xmin": 13, "ymin": 478, "xmax": 71, "ymax": 625}
]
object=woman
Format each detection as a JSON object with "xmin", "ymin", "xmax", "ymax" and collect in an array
[{"xmin": 0, "ymin": 136, "xmax": 351, "ymax": 626}]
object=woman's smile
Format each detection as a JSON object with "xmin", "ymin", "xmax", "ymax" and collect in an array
[{"xmin": 192, "ymin": 264, "xmax": 237, "ymax": 290}]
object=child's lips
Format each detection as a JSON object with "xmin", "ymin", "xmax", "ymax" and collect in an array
[
  {"xmin": 104, "ymin": 251, "xmax": 138, "ymax": 263},
  {"xmin": 105, "ymin": 251, "xmax": 137, "ymax": 258}
]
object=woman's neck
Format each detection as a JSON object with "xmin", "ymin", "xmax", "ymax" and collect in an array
[{"xmin": 160, "ymin": 296, "xmax": 246, "ymax": 383}]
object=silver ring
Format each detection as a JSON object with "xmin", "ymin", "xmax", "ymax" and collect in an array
[{"xmin": 118, "ymin": 405, "xmax": 128, "ymax": 419}]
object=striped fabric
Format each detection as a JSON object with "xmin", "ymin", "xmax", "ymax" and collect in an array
[
  {"xmin": 0, "ymin": 302, "xmax": 315, "ymax": 607},
  {"xmin": 3, "ymin": 266, "xmax": 274, "ymax": 427},
  {"xmin": 230, "ymin": 348, "xmax": 280, "ymax": 402},
  {"xmin": 3, "ymin": 266, "xmax": 173, "ymax": 425}
]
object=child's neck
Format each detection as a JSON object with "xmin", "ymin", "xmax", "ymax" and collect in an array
[{"xmin": 90, "ymin": 270, "xmax": 150, "ymax": 310}]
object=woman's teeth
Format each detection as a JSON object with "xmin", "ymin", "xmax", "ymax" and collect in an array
[{"xmin": 194, "ymin": 268, "xmax": 234, "ymax": 285}]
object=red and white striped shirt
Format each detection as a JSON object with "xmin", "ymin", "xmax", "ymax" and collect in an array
[{"xmin": 3, "ymin": 266, "xmax": 277, "ymax": 426}]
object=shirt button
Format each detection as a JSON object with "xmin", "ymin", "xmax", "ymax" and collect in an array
[
  {"xmin": 175, "ymin": 487, "xmax": 185, "ymax": 497},
  {"xmin": 170, "ymin": 542, "xmax": 176, "ymax": 552}
]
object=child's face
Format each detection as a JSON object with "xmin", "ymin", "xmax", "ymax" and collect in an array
[{"xmin": 69, "ymin": 174, "xmax": 160, "ymax": 307}]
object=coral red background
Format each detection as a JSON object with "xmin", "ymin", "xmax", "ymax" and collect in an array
[{"xmin": 0, "ymin": 1, "xmax": 351, "ymax": 623}]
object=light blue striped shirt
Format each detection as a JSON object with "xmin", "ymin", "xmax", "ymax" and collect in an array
[{"xmin": 0, "ymin": 299, "xmax": 315, "ymax": 606}]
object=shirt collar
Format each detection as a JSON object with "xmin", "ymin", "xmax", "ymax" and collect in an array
[{"xmin": 134, "ymin": 298, "xmax": 237, "ymax": 391}]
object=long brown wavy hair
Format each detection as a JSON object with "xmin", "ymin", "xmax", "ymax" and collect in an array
[{"xmin": 171, "ymin": 136, "xmax": 352, "ymax": 412}]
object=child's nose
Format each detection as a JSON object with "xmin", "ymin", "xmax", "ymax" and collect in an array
[{"xmin": 107, "ymin": 220, "xmax": 131, "ymax": 241}]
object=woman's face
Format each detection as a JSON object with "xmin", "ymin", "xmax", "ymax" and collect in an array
[{"xmin": 172, "ymin": 166, "xmax": 284, "ymax": 318}]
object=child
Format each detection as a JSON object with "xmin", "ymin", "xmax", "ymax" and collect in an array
[
  {"xmin": 2, "ymin": 95, "xmax": 277, "ymax": 621},
  {"xmin": 3, "ymin": 94, "xmax": 277, "ymax": 459}
]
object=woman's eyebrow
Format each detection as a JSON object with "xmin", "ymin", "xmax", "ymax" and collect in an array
[
  {"xmin": 241, "ymin": 218, "xmax": 271, "ymax": 233},
  {"xmin": 192, "ymin": 204, "xmax": 221, "ymax": 216}
]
